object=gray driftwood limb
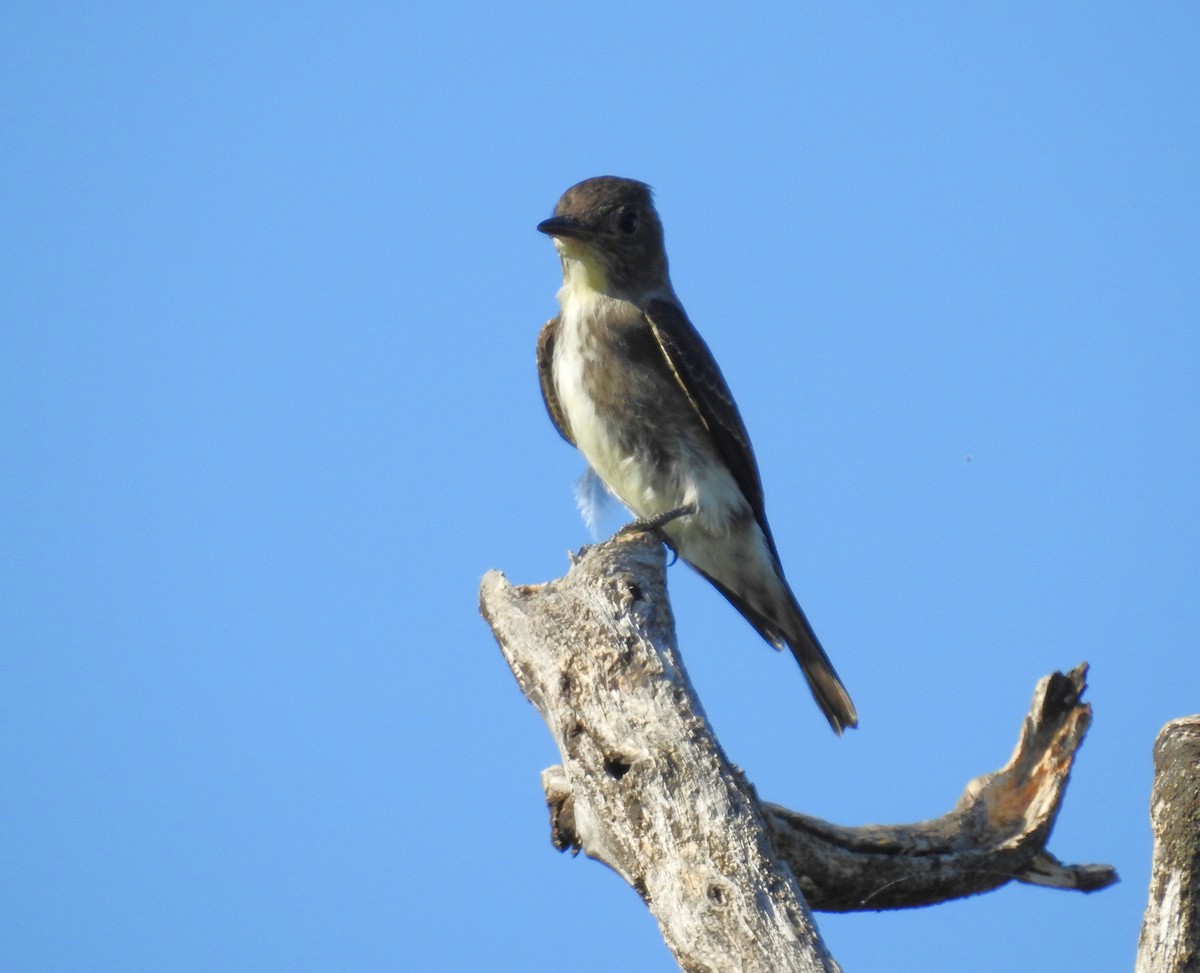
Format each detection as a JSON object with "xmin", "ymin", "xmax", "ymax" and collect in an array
[
  {"xmin": 481, "ymin": 531, "xmax": 838, "ymax": 973},
  {"xmin": 1136, "ymin": 716, "xmax": 1200, "ymax": 973},
  {"xmin": 480, "ymin": 532, "xmax": 1115, "ymax": 970},
  {"xmin": 765, "ymin": 664, "xmax": 1116, "ymax": 911}
]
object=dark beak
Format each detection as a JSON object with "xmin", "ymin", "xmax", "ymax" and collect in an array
[{"xmin": 536, "ymin": 215, "xmax": 593, "ymax": 241}]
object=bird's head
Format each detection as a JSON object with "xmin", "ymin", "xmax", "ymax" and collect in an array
[{"xmin": 537, "ymin": 176, "xmax": 670, "ymax": 302}]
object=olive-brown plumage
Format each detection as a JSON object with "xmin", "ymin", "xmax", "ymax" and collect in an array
[{"xmin": 536, "ymin": 176, "xmax": 857, "ymax": 733}]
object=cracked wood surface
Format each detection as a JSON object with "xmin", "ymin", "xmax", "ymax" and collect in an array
[
  {"xmin": 480, "ymin": 531, "xmax": 1116, "ymax": 970},
  {"xmin": 1136, "ymin": 716, "xmax": 1200, "ymax": 973}
]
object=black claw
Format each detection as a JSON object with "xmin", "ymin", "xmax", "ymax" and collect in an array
[
  {"xmin": 616, "ymin": 505, "xmax": 696, "ymax": 565},
  {"xmin": 630, "ymin": 503, "xmax": 698, "ymax": 534}
]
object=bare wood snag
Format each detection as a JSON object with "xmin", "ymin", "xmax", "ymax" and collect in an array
[{"xmin": 482, "ymin": 531, "xmax": 1185, "ymax": 969}]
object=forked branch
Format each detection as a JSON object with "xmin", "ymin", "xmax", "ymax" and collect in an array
[{"xmin": 480, "ymin": 532, "xmax": 1116, "ymax": 970}]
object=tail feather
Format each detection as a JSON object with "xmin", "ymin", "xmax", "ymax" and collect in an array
[
  {"xmin": 694, "ymin": 564, "xmax": 857, "ymax": 734},
  {"xmin": 784, "ymin": 620, "xmax": 858, "ymax": 735}
]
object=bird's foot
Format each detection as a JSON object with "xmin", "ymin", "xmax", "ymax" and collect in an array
[{"xmin": 617, "ymin": 503, "xmax": 698, "ymax": 538}]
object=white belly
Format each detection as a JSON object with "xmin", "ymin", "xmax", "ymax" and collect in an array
[{"xmin": 552, "ymin": 288, "xmax": 746, "ymax": 535}]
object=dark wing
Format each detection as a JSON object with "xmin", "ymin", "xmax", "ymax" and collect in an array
[
  {"xmin": 643, "ymin": 297, "xmax": 778, "ymax": 559},
  {"xmin": 536, "ymin": 315, "xmax": 574, "ymax": 446}
]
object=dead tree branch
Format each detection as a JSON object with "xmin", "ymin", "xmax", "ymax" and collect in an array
[
  {"xmin": 1137, "ymin": 715, "xmax": 1200, "ymax": 973},
  {"xmin": 765, "ymin": 665, "xmax": 1115, "ymax": 910},
  {"xmin": 480, "ymin": 531, "xmax": 1115, "ymax": 970}
]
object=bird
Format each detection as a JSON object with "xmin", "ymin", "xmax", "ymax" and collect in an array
[{"xmin": 535, "ymin": 175, "xmax": 857, "ymax": 733}]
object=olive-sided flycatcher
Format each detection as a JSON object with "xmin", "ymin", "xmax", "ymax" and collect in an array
[{"xmin": 535, "ymin": 176, "xmax": 857, "ymax": 733}]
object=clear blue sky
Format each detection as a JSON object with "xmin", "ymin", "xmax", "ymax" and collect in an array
[{"xmin": 3, "ymin": 3, "xmax": 1197, "ymax": 970}]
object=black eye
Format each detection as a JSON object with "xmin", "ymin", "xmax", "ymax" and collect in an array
[{"xmin": 616, "ymin": 209, "xmax": 640, "ymax": 235}]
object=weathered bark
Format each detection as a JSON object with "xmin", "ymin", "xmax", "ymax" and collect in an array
[
  {"xmin": 1137, "ymin": 716, "xmax": 1200, "ymax": 973},
  {"xmin": 481, "ymin": 531, "xmax": 838, "ymax": 973},
  {"xmin": 480, "ymin": 531, "xmax": 1115, "ymax": 970},
  {"xmin": 764, "ymin": 665, "xmax": 1115, "ymax": 911}
]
